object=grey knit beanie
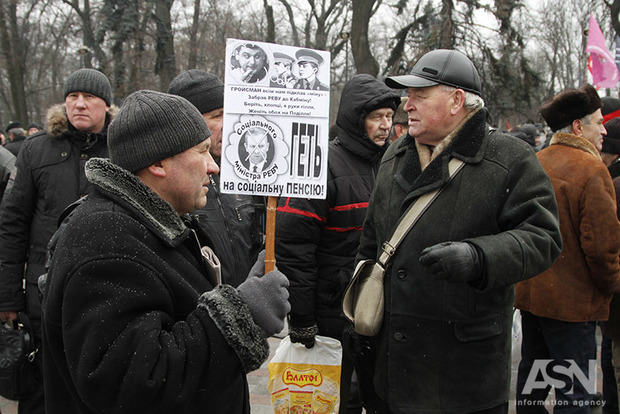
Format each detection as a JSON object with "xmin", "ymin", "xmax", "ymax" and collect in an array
[
  {"xmin": 108, "ymin": 90, "xmax": 212, "ymax": 173},
  {"xmin": 64, "ymin": 68, "xmax": 112, "ymax": 106},
  {"xmin": 167, "ymin": 70, "xmax": 224, "ymax": 115}
]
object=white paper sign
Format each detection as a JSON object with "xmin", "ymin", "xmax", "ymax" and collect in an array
[{"xmin": 220, "ymin": 39, "xmax": 330, "ymax": 199}]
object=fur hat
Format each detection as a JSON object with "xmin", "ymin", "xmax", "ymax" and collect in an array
[
  {"xmin": 108, "ymin": 90, "xmax": 211, "ymax": 173},
  {"xmin": 540, "ymin": 84, "xmax": 601, "ymax": 132},
  {"xmin": 64, "ymin": 68, "xmax": 112, "ymax": 106},
  {"xmin": 167, "ymin": 70, "xmax": 224, "ymax": 115},
  {"xmin": 603, "ymin": 117, "xmax": 620, "ymax": 154}
]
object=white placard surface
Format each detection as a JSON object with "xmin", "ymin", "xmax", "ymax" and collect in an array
[{"xmin": 221, "ymin": 39, "xmax": 330, "ymax": 199}]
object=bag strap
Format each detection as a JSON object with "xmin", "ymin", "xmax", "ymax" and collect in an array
[{"xmin": 377, "ymin": 158, "xmax": 465, "ymax": 267}]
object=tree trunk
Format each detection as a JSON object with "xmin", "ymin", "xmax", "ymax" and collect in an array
[
  {"xmin": 350, "ymin": 0, "xmax": 379, "ymax": 76},
  {"xmin": 153, "ymin": 0, "xmax": 177, "ymax": 90},
  {"xmin": 188, "ymin": 0, "xmax": 201, "ymax": 68},
  {"xmin": 0, "ymin": 0, "xmax": 28, "ymax": 123},
  {"xmin": 264, "ymin": 0, "xmax": 276, "ymax": 43}
]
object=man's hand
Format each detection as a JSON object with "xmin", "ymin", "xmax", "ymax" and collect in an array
[
  {"xmin": 237, "ymin": 251, "xmax": 291, "ymax": 337},
  {"xmin": 0, "ymin": 311, "xmax": 17, "ymax": 323},
  {"xmin": 289, "ymin": 323, "xmax": 319, "ymax": 349},
  {"xmin": 419, "ymin": 241, "xmax": 483, "ymax": 284}
]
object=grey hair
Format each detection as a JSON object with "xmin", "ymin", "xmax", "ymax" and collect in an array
[
  {"xmin": 556, "ymin": 113, "xmax": 592, "ymax": 134},
  {"xmin": 441, "ymin": 85, "xmax": 484, "ymax": 111}
]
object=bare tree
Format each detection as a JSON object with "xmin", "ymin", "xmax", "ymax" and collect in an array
[
  {"xmin": 350, "ymin": 0, "xmax": 380, "ymax": 76},
  {"xmin": 0, "ymin": 0, "xmax": 28, "ymax": 123},
  {"xmin": 188, "ymin": 0, "xmax": 201, "ymax": 68},
  {"xmin": 153, "ymin": 0, "xmax": 177, "ymax": 90}
]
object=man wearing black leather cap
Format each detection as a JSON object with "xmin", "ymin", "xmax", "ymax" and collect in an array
[{"xmin": 355, "ymin": 49, "xmax": 562, "ymax": 413}]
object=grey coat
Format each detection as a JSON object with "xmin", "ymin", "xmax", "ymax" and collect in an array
[{"xmin": 356, "ymin": 109, "xmax": 562, "ymax": 413}]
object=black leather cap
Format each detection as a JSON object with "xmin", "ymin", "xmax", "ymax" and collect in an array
[{"xmin": 385, "ymin": 49, "xmax": 482, "ymax": 96}]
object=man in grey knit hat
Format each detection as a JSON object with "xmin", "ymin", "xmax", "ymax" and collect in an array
[
  {"xmin": 41, "ymin": 90, "xmax": 290, "ymax": 413},
  {"xmin": 168, "ymin": 70, "xmax": 265, "ymax": 288},
  {"xmin": 0, "ymin": 67, "xmax": 114, "ymax": 414}
]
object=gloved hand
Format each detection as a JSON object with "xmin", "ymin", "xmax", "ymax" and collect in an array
[
  {"xmin": 419, "ymin": 241, "xmax": 483, "ymax": 284},
  {"xmin": 289, "ymin": 323, "xmax": 319, "ymax": 349},
  {"xmin": 237, "ymin": 251, "xmax": 291, "ymax": 337}
]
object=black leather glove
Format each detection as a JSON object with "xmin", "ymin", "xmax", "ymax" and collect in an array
[
  {"xmin": 419, "ymin": 241, "xmax": 483, "ymax": 284},
  {"xmin": 289, "ymin": 323, "xmax": 319, "ymax": 349}
]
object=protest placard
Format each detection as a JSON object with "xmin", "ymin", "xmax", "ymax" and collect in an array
[{"xmin": 220, "ymin": 39, "xmax": 331, "ymax": 200}]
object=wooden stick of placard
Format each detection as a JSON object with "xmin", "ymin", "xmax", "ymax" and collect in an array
[{"xmin": 264, "ymin": 196, "xmax": 277, "ymax": 273}]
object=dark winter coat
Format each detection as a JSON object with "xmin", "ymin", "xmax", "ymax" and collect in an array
[
  {"xmin": 515, "ymin": 133, "xmax": 620, "ymax": 322},
  {"xmin": 356, "ymin": 109, "xmax": 562, "ymax": 413},
  {"xmin": 0, "ymin": 145, "xmax": 15, "ymax": 202},
  {"xmin": 42, "ymin": 158, "xmax": 268, "ymax": 414},
  {"xmin": 275, "ymin": 74, "xmax": 400, "ymax": 334},
  {"xmin": 194, "ymin": 172, "xmax": 264, "ymax": 287},
  {"xmin": 603, "ymin": 175, "xmax": 620, "ymax": 340},
  {"xmin": 4, "ymin": 134, "xmax": 26, "ymax": 157},
  {"xmin": 0, "ymin": 104, "xmax": 115, "ymax": 325}
]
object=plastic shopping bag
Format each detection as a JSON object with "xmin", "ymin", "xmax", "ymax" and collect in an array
[{"xmin": 268, "ymin": 335, "xmax": 342, "ymax": 414}]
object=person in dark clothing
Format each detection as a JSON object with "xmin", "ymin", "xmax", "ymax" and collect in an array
[
  {"xmin": 5, "ymin": 126, "xmax": 26, "ymax": 156},
  {"xmin": 602, "ymin": 117, "xmax": 620, "ymax": 414},
  {"xmin": 168, "ymin": 70, "xmax": 265, "ymax": 287},
  {"xmin": 0, "ymin": 68, "xmax": 115, "ymax": 414},
  {"xmin": 275, "ymin": 74, "xmax": 400, "ymax": 412},
  {"xmin": 0, "ymin": 145, "xmax": 15, "ymax": 202},
  {"xmin": 42, "ymin": 90, "xmax": 290, "ymax": 413},
  {"xmin": 356, "ymin": 49, "xmax": 562, "ymax": 413}
]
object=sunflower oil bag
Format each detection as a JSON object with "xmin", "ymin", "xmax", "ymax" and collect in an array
[{"xmin": 268, "ymin": 335, "xmax": 342, "ymax": 414}]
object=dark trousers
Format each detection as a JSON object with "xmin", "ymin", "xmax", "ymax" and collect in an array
[
  {"xmin": 516, "ymin": 311, "xmax": 597, "ymax": 414},
  {"xmin": 19, "ymin": 282, "xmax": 45, "ymax": 414},
  {"xmin": 602, "ymin": 334, "xmax": 619, "ymax": 414},
  {"xmin": 317, "ymin": 317, "xmax": 362, "ymax": 413}
]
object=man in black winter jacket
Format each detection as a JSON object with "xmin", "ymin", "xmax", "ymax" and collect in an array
[
  {"xmin": 0, "ymin": 68, "xmax": 115, "ymax": 414},
  {"xmin": 168, "ymin": 70, "xmax": 265, "ymax": 287},
  {"xmin": 275, "ymin": 74, "xmax": 400, "ymax": 412},
  {"xmin": 42, "ymin": 90, "xmax": 290, "ymax": 413}
]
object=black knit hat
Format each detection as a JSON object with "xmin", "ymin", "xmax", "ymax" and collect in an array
[
  {"xmin": 603, "ymin": 117, "xmax": 620, "ymax": 154},
  {"xmin": 167, "ymin": 70, "xmax": 224, "ymax": 115},
  {"xmin": 64, "ymin": 68, "xmax": 112, "ymax": 106},
  {"xmin": 540, "ymin": 84, "xmax": 601, "ymax": 132},
  {"xmin": 108, "ymin": 90, "xmax": 212, "ymax": 173},
  {"xmin": 5, "ymin": 121, "xmax": 22, "ymax": 133}
]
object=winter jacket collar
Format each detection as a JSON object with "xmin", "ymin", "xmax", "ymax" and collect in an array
[
  {"xmin": 549, "ymin": 132, "xmax": 602, "ymax": 161},
  {"xmin": 391, "ymin": 108, "xmax": 487, "ymax": 200},
  {"xmin": 46, "ymin": 103, "xmax": 118, "ymax": 139},
  {"xmin": 85, "ymin": 158, "xmax": 190, "ymax": 248}
]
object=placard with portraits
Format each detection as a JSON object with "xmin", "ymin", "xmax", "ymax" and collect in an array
[{"xmin": 221, "ymin": 39, "xmax": 331, "ymax": 200}]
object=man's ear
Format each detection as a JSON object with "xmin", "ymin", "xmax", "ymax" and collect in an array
[
  {"xmin": 146, "ymin": 160, "xmax": 166, "ymax": 177},
  {"xmin": 571, "ymin": 119, "xmax": 583, "ymax": 137},
  {"xmin": 450, "ymin": 89, "xmax": 466, "ymax": 115}
]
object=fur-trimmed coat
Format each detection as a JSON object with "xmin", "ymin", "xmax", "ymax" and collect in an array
[
  {"xmin": 515, "ymin": 132, "xmax": 620, "ymax": 322},
  {"xmin": 0, "ymin": 103, "xmax": 117, "ymax": 325},
  {"xmin": 42, "ymin": 157, "xmax": 268, "ymax": 413},
  {"xmin": 356, "ymin": 109, "xmax": 562, "ymax": 413}
]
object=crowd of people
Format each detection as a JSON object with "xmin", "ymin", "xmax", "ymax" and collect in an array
[{"xmin": 0, "ymin": 47, "xmax": 617, "ymax": 414}]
